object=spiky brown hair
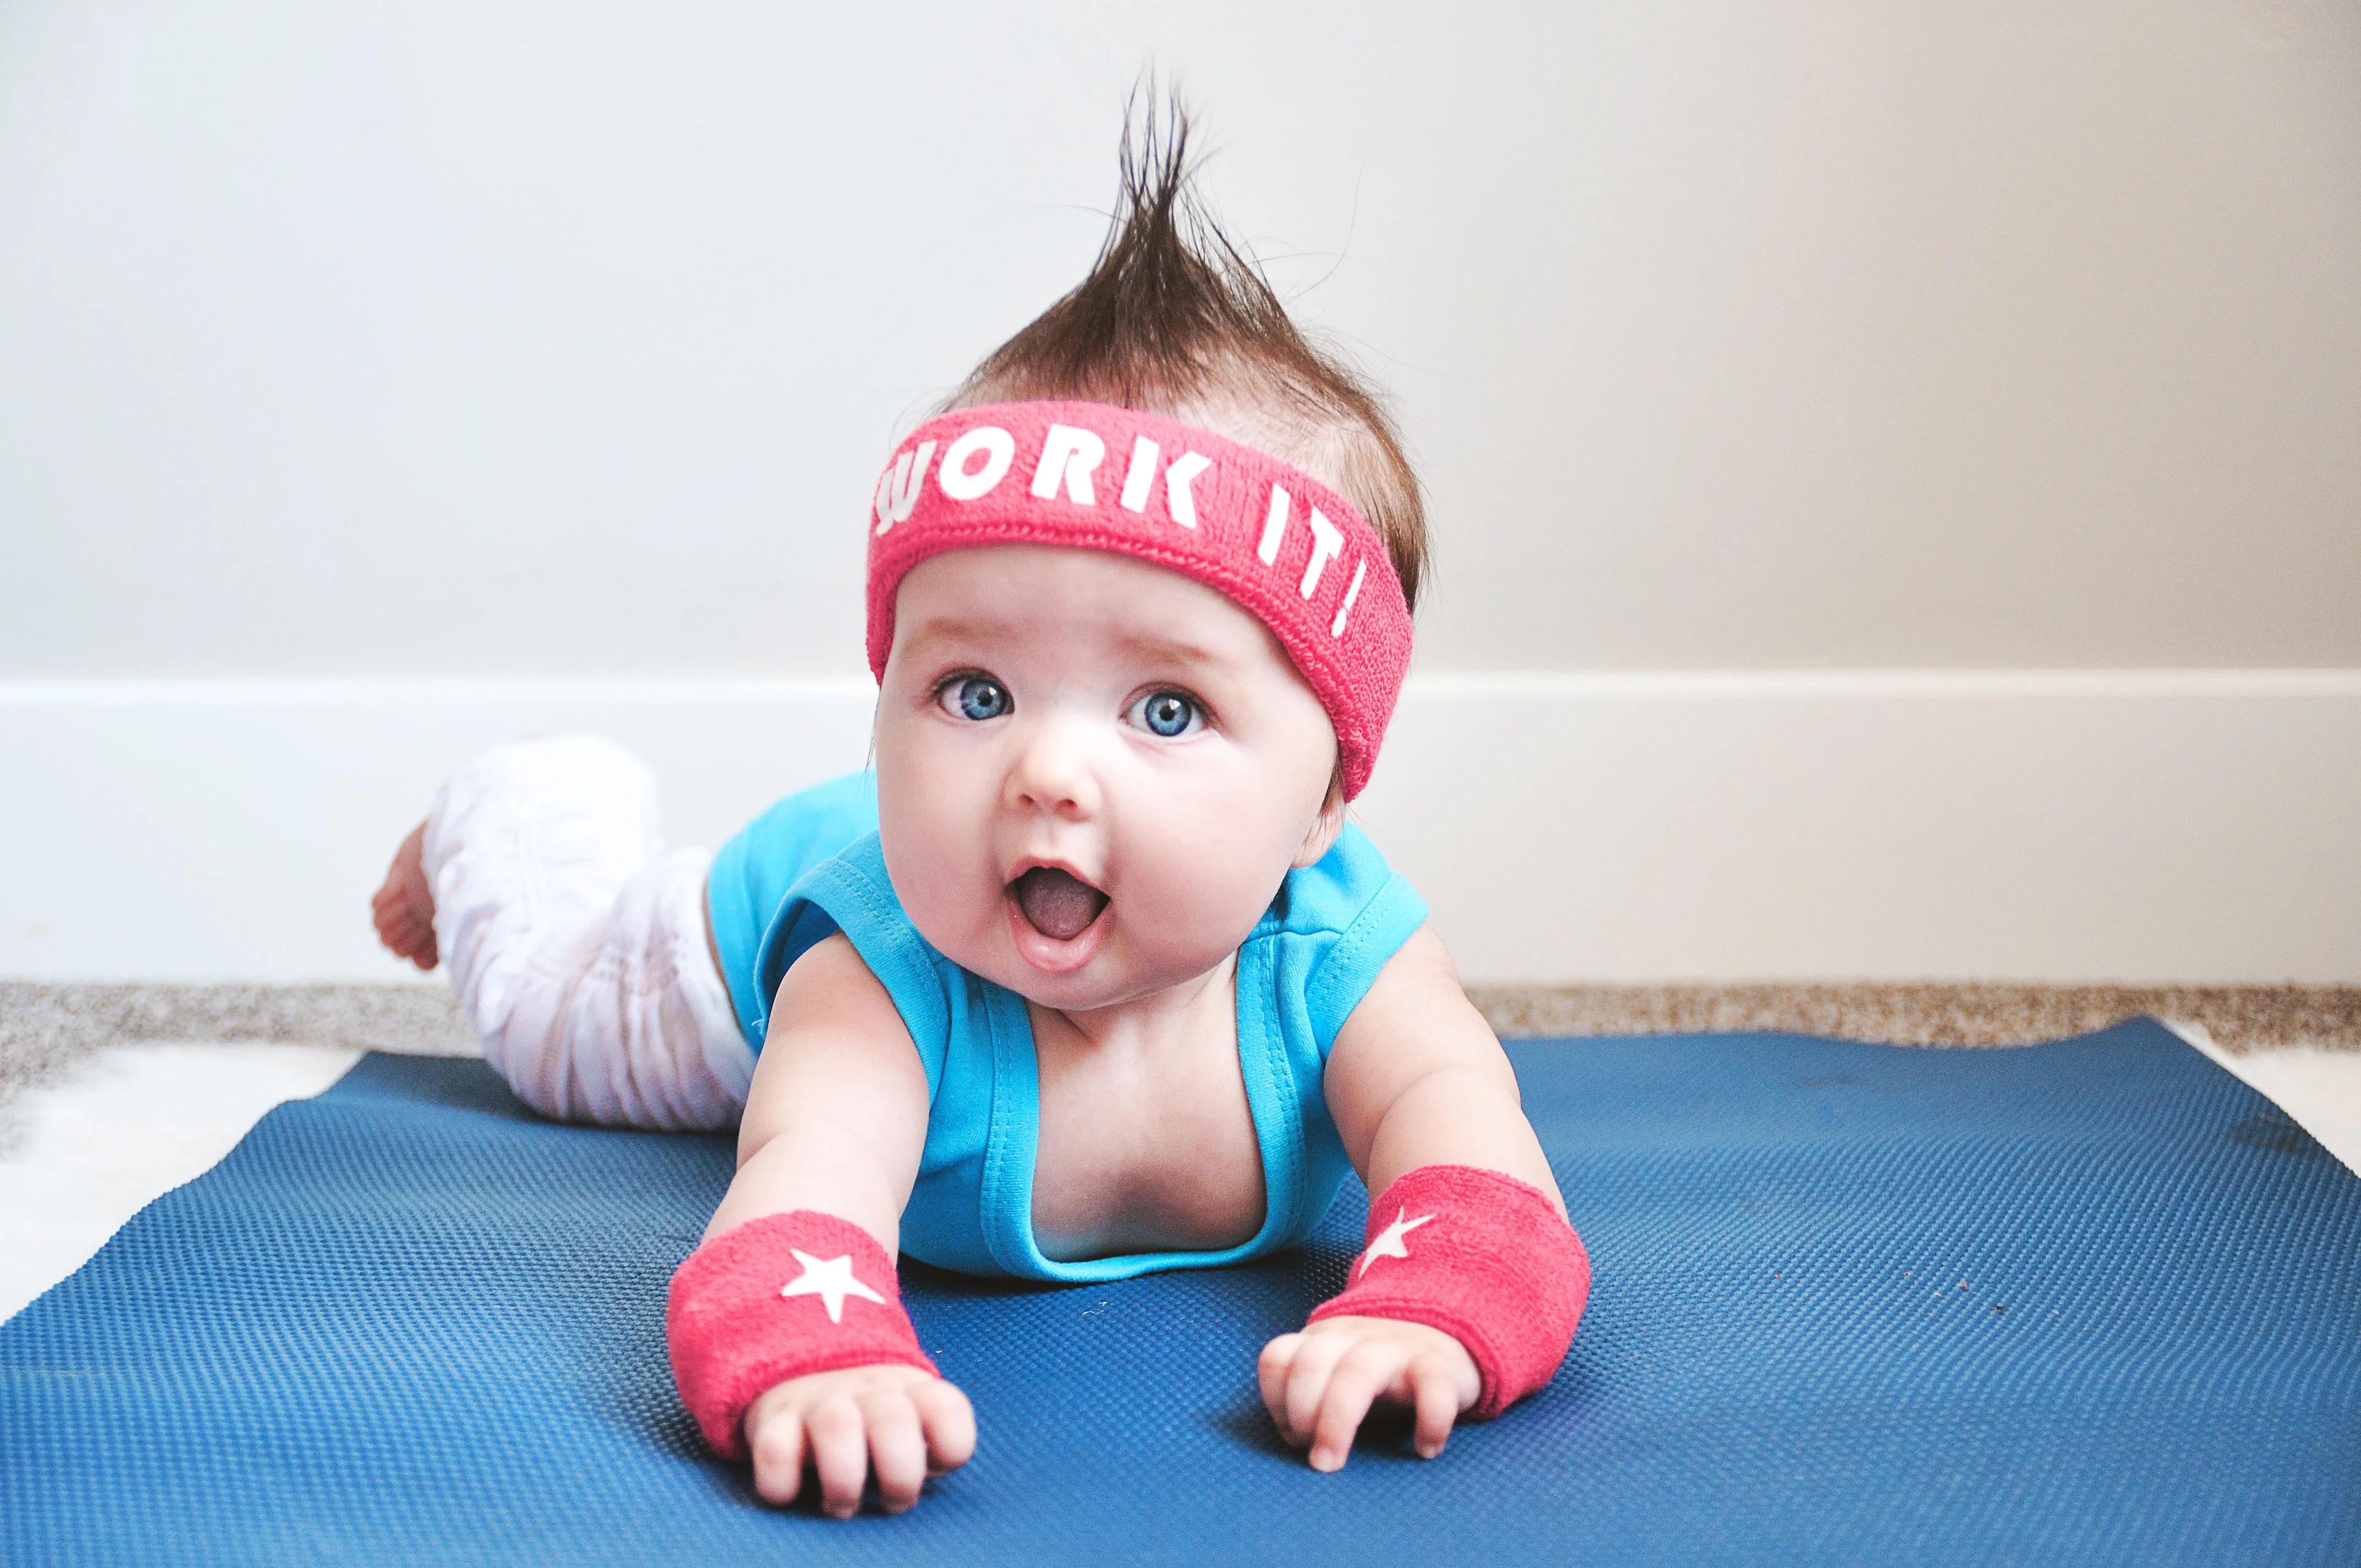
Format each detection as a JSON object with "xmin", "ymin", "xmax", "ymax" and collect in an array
[{"xmin": 946, "ymin": 92, "xmax": 1429, "ymax": 614}]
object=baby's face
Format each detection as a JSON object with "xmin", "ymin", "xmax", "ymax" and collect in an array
[{"xmin": 875, "ymin": 543, "xmax": 1342, "ymax": 1012}]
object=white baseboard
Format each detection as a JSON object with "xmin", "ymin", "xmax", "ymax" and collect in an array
[{"xmin": 3, "ymin": 672, "xmax": 2354, "ymax": 984}]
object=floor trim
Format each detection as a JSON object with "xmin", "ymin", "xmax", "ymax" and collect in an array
[{"xmin": 7, "ymin": 671, "xmax": 2357, "ymax": 983}]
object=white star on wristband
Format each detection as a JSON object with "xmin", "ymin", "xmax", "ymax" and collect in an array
[
  {"xmin": 1358, "ymin": 1208, "xmax": 1437, "ymax": 1277},
  {"xmin": 779, "ymin": 1249, "xmax": 886, "ymax": 1324}
]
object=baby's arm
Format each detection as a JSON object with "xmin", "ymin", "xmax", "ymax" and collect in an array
[
  {"xmin": 683, "ymin": 933, "xmax": 975, "ymax": 1516},
  {"xmin": 1258, "ymin": 924, "xmax": 1575, "ymax": 1471}
]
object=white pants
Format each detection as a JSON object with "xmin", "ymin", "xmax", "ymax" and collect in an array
[{"xmin": 423, "ymin": 736, "xmax": 754, "ymax": 1130}]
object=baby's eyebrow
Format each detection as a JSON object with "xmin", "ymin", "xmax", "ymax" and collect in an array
[
  {"xmin": 1111, "ymin": 633, "xmax": 1234, "ymax": 671},
  {"xmin": 899, "ymin": 617, "xmax": 1241, "ymax": 674},
  {"xmin": 897, "ymin": 616, "xmax": 1016, "ymax": 654}
]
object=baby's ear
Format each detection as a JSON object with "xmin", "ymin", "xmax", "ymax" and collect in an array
[{"xmin": 1290, "ymin": 774, "xmax": 1348, "ymax": 869}]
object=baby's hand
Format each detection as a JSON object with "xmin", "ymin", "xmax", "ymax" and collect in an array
[
  {"xmin": 1258, "ymin": 1315, "xmax": 1481, "ymax": 1472},
  {"xmin": 741, "ymin": 1364, "xmax": 976, "ymax": 1517}
]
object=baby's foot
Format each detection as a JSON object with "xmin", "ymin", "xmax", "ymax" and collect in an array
[{"xmin": 371, "ymin": 820, "xmax": 440, "ymax": 971}]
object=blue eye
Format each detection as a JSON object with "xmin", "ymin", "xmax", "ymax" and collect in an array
[
  {"xmin": 941, "ymin": 675, "xmax": 1010, "ymax": 722},
  {"xmin": 1134, "ymin": 690, "xmax": 1200, "ymax": 738}
]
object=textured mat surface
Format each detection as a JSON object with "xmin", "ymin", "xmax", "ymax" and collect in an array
[{"xmin": 3, "ymin": 1020, "xmax": 2356, "ymax": 1566}]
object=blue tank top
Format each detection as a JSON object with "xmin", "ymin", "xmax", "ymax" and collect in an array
[{"xmin": 705, "ymin": 772, "xmax": 1428, "ymax": 1283}]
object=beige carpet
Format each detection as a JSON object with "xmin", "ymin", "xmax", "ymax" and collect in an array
[
  {"xmin": 3, "ymin": 979, "xmax": 2352, "ymax": 1108},
  {"xmin": 1466, "ymin": 982, "xmax": 2360, "ymax": 1054}
]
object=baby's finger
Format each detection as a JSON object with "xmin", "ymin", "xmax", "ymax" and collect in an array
[
  {"xmin": 804, "ymin": 1395, "xmax": 872, "ymax": 1519},
  {"xmin": 1309, "ymin": 1341, "xmax": 1410, "ymax": 1473},
  {"xmin": 910, "ymin": 1378, "xmax": 977, "ymax": 1476},
  {"xmin": 861, "ymin": 1392, "xmax": 928, "ymax": 1515},
  {"xmin": 1410, "ymin": 1353, "xmax": 1464, "ymax": 1460},
  {"xmin": 1256, "ymin": 1334, "xmax": 1305, "ymax": 1433},
  {"xmin": 1282, "ymin": 1333, "xmax": 1353, "ymax": 1448},
  {"xmin": 747, "ymin": 1407, "xmax": 808, "ymax": 1507}
]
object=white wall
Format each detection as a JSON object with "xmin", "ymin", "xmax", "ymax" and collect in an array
[
  {"xmin": 5, "ymin": 1, "xmax": 2355, "ymax": 675},
  {"xmin": 3, "ymin": 2, "xmax": 2355, "ymax": 983}
]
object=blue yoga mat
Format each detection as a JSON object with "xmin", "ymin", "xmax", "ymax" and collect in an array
[{"xmin": 3, "ymin": 1020, "xmax": 2356, "ymax": 1565}]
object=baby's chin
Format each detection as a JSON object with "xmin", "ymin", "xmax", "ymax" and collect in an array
[
  {"xmin": 897, "ymin": 868, "xmax": 1265, "ymax": 1016},
  {"xmin": 950, "ymin": 913, "xmax": 1235, "ymax": 1017}
]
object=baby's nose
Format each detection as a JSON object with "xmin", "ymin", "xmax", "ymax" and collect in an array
[{"xmin": 1005, "ymin": 718, "xmax": 1102, "ymax": 820}]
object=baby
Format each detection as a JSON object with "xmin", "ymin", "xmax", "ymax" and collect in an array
[{"xmin": 372, "ymin": 116, "xmax": 1589, "ymax": 1518}]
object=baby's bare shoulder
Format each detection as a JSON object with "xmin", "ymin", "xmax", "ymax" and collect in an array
[
  {"xmin": 1327, "ymin": 925, "xmax": 1518, "ymax": 1099},
  {"xmin": 775, "ymin": 930, "xmax": 891, "ymax": 1016},
  {"xmin": 1340, "ymin": 926, "xmax": 1488, "ymax": 1046},
  {"xmin": 745, "ymin": 934, "xmax": 925, "ymax": 1132}
]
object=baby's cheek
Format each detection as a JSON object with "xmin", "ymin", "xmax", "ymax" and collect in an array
[
  {"xmin": 1141, "ymin": 817, "xmax": 1295, "ymax": 949},
  {"xmin": 878, "ymin": 788, "xmax": 997, "ymax": 950}
]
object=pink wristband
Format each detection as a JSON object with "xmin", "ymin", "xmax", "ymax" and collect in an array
[
  {"xmin": 666, "ymin": 1211, "xmax": 938, "ymax": 1459},
  {"xmin": 1308, "ymin": 1164, "xmax": 1591, "ymax": 1419}
]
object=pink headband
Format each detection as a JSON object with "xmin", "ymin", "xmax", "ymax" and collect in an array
[{"xmin": 865, "ymin": 400, "xmax": 1413, "ymax": 799}]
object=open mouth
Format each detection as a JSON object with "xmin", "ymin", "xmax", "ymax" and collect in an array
[{"xmin": 1009, "ymin": 866, "xmax": 1109, "ymax": 943}]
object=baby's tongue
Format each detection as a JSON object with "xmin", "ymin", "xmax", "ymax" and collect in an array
[{"xmin": 1013, "ymin": 867, "xmax": 1108, "ymax": 942}]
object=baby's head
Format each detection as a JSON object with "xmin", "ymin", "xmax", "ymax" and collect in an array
[
  {"xmin": 940, "ymin": 114, "xmax": 1427, "ymax": 616},
  {"xmin": 864, "ymin": 109, "xmax": 1427, "ymax": 1012}
]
